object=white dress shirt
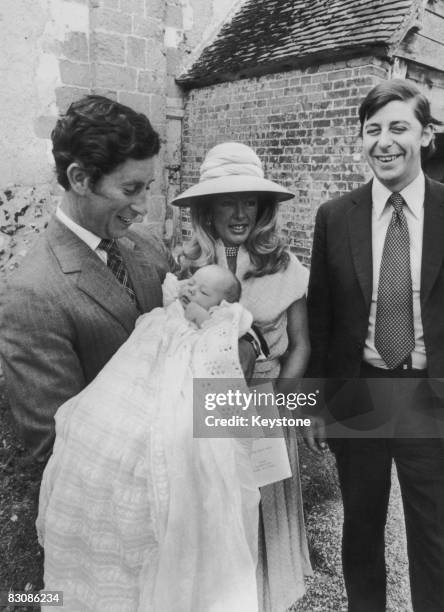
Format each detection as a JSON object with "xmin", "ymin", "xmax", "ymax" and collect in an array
[
  {"xmin": 56, "ymin": 207, "xmax": 108, "ymax": 264},
  {"xmin": 363, "ymin": 172, "xmax": 426, "ymax": 369}
]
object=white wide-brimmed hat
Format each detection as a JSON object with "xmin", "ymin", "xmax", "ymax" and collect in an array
[{"xmin": 170, "ymin": 142, "xmax": 294, "ymax": 207}]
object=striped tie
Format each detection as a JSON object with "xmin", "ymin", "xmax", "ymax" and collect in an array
[
  {"xmin": 99, "ymin": 239, "xmax": 137, "ymax": 304},
  {"xmin": 374, "ymin": 193, "xmax": 414, "ymax": 369}
]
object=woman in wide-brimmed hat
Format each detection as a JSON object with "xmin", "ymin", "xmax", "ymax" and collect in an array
[{"xmin": 172, "ymin": 141, "xmax": 313, "ymax": 611}]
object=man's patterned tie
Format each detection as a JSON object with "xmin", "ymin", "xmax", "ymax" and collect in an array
[
  {"xmin": 374, "ymin": 192, "xmax": 415, "ymax": 369},
  {"xmin": 99, "ymin": 239, "xmax": 137, "ymax": 304}
]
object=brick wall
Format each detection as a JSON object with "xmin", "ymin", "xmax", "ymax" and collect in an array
[{"xmin": 180, "ymin": 56, "xmax": 390, "ymax": 264}]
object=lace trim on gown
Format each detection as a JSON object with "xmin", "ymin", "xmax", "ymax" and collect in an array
[{"xmin": 38, "ymin": 298, "xmax": 260, "ymax": 612}]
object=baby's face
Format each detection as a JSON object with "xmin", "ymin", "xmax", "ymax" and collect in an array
[{"xmin": 179, "ymin": 267, "xmax": 228, "ymax": 310}]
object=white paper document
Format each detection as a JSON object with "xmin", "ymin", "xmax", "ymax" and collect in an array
[
  {"xmin": 251, "ymin": 437, "xmax": 292, "ymax": 487},
  {"xmin": 249, "ymin": 382, "xmax": 292, "ymax": 487}
]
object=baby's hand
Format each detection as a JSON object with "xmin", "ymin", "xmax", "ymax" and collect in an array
[
  {"xmin": 184, "ymin": 301, "xmax": 210, "ymax": 327},
  {"xmin": 176, "ymin": 278, "xmax": 190, "ymax": 290}
]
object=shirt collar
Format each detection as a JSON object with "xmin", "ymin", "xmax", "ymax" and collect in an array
[
  {"xmin": 56, "ymin": 206, "xmax": 103, "ymax": 252},
  {"xmin": 372, "ymin": 171, "xmax": 425, "ymax": 220}
]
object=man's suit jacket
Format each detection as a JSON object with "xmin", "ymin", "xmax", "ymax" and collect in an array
[
  {"xmin": 0, "ymin": 216, "xmax": 172, "ymax": 461},
  {"xmin": 307, "ymin": 177, "xmax": 444, "ymax": 380}
]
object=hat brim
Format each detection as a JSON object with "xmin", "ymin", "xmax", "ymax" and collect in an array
[{"xmin": 170, "ymin": 175, "xmax": 294, "ymax": 207}]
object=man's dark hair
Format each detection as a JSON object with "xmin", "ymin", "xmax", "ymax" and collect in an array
[
  {"xmin": 358, "ymin": 79, "xmax": 442, "ymax": 159},
  {"xmin": 52, "ymin": 95, "xmax": 160, "ymax": 190}
]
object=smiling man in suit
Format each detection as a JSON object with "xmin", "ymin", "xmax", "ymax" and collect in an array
[
  {"xmin": 0, "ymin": 96, "xmax": 257, "ymax": 467},
  {"xmin": 0, "ymin": 96, "xmax": 171, "ymax": 463},
  {"xmin": 307, "ymin": 80, "xmax": 444, "ymax": 611}
]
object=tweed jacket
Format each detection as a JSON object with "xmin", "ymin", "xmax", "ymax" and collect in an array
[{"xmin": 0, "ymin": 216, "xmax": 171, "ymax": 460}]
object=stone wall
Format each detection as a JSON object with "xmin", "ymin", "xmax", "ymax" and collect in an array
[
  {"xmin": 0, "ymin": 0, "xmax": 88, "ymax": 189},
  {"xmin": 0, "ymin": 0, "xmax": 88, "ymax": 277},
  {"xmin": 180, "ymin": 56, "xmax": 390, "ymax": 264},
  {"xmin": 0, "ymin": 0, "xmax": 243, "ymax": 277}
]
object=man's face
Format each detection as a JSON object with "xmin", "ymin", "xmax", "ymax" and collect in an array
[
  {"xmin": 80, "ymin": 157, "xmax": 156, "ymax": 239},
  {"xmin": 362, "ymin": 99, "xmax": 433, "ymax": 192}
]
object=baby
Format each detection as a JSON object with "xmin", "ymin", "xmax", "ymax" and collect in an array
[
  {"xmin": 37, "ymin": 261, "xmax": 258, "ymax": 612},
  {"xmin": 176, "ymin": 264, "xmax": 241, "ymax": 326}
]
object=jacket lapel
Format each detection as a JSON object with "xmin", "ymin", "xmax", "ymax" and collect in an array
[
  {"xmin": 46, "ymin": 217, "xmax": 138, "ymax": 334},
  {"xmin": 347, "ymin": 181, "xmax": 373, "ymax": 309},
  {"xmin": 421, "ymin": 177, "xmax": 444, "ymax": 307}
]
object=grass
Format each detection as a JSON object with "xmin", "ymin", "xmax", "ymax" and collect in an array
[
  {"xmin": 298, "ymin": 438, "xmax": 339, "ymax": 514},
  {"xmin": 294, "ymin": 439, "xmax": 346, "ymax": 611},
  {"xmin": 0, "ymin": 382, "xmax": 44, "ymax": 608}
]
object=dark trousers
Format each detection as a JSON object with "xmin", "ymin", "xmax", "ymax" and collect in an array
[{"xmin": 330, "ymin": 365, "xmax": 444, "ymax": 612}]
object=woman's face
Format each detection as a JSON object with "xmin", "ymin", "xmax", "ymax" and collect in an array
[{"xmin": 211, "ymin": 193, "xmax": 259, "ymax": 246}]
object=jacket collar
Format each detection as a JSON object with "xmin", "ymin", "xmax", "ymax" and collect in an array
[
  {"xmin": 347, "ymin": 177, "xmax": 444, "ymax": 309},
  {"xmin": 45, "ymin": 216, "xmax": 160, "ymax": 332},
  {"xmin": 421, "ymin": 176, "xmax": 444, "ymax": 306},
  {"xmin": 348, "ymin": 181, "xmax": 373, "ymax": 309}
]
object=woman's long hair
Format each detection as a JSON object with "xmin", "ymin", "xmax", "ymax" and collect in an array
[{"xmin": 181, "ymin": 195, "xmax": 289, "ymax": 280}]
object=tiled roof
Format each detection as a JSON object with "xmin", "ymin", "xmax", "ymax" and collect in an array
[{"xmin": 178, "ymin": 0, "xmax": 415, "ymax": 87}]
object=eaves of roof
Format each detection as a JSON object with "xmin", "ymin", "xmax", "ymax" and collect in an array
[{"xmin": 177, "ymin": 0, "xmax": 419, "ymax": 90}]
